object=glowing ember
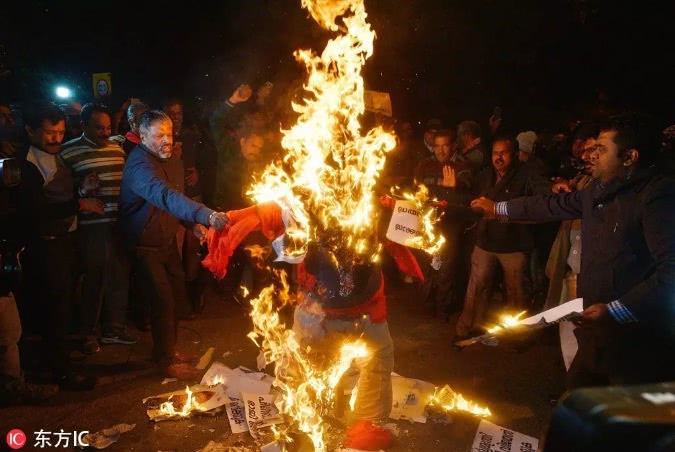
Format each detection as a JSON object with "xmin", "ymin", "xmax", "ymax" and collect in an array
[
  {"xmin": 487, "ymin": 310, "xmax": 528, "ymax": 334},
  {"xmin": 247, "ymin": 0, "xmax": 397, "ymax": 262},
  {"xmin": 159, "ymin": 386, "xmax": 202, "ymax": 417},
  {"xmin": 240, "ymin": 285, "xmax": 250, "ymax": 299},
  {"xmin": 430, "ymin": 385, "xmax": 491, "ymax": 418},
  {"xmin": 247, "ymin": 270, "xmax": 369, "ymax": 451}
]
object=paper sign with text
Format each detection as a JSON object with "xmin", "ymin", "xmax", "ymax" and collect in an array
[
  {"xmin": 225, "ymin": 398, "xmax": 249, "ymax": 433},
  {"xmin": 242, "ymin": 392, "xmax": 284, "ymax": 439},
  {"xmin": 364, "ymin": 90, "xmax": 392, "ymax": 117},
  {"xmin": 386, "ymin": 200, "xmax": 422, "ymax": 247},
  {"xmin": 471, "ymin": 420, "xmax": 538, "ymax": 452}
]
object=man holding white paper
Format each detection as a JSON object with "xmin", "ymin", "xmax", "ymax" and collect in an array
[{"xmin": 470, "ymin": 114, "xmax": 675, "ymax": 388}]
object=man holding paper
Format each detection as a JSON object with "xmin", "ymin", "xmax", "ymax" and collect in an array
[{"xmin": 470, "ymin": 114, "xmax": 675, "ymax": 388}]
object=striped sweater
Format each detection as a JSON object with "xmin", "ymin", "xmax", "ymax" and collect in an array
[{"xmin": 60, "ymin": 135, "xmax": 126, "ymax": 225}]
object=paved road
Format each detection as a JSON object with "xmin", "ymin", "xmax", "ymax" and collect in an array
[{"xmin": 1, "ymin": 272, "xmax": 564, "ymax": 451}]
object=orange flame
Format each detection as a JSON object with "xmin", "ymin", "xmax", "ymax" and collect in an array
[
  {"xmin": 159, "ymin": 385, "xmax": 201, "ymax": 417},
  {"xmin": 247, "ymin": 271, "xmax": 368, "ymax": 451},
  {"xmin": 430, "ymin": 385, "xmax": 491, "ymax": 418},
  {"xmin": 248, "ymin": 0, "xmax": 397, "ymax": 262},
  {"xmin": 487, "ymin": 310, "xmax": 528, "ymax": 334}
]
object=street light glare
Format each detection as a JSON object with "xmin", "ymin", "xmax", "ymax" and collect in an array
[{"xmin": 55, "ymin": 86, "xmax": 71, "ymax": 99}]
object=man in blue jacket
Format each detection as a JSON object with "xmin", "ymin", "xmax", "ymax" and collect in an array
[
  {"xmin": 471, "ymin": 114, "xmax": 675, "ymax": 389},
  {"xmin": 119, "ymin": 110, "xmax": 228, "ymax": 379}
]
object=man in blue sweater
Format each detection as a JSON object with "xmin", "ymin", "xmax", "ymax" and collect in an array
[{"xmin": 119, "ymin": 110, "xmax": 228, "ymax": 379}]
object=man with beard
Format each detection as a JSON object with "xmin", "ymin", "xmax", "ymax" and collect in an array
[
  {"xmin": 119, "ymin": 110, "xmax": 229, "ymax": 379},
  {"xmin": 471, "ymin": 114, "xmax": 675, "ymax": 388}
]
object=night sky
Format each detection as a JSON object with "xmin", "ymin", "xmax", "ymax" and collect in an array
[{"xmin": 1, "ymin": 0, "xmax": 673, "ymax": 131}]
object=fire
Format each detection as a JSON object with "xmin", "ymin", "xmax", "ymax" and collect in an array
[
  {"xmin": 487, "ymin": 310, "xmax": 528, "ymax": 334},
  {"xmin": 247, "ymin": 270, "xmax": 370, "ymax": 451},
  {"xmin": 247, "ymin": 0, "xmax": 397, "ymax": 262},
  {"xmin": 159, "ymin": 385, "xmax": 201, "ymax": 417},
  {"xmin": 399, "ymin": 185, "xmax": 447, "ymax": 255},
  {"xmin": 430, "ymin": 385, "xmax": 492, "ymax": 418}
]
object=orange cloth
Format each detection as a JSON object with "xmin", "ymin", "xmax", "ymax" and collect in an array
[
  {"xmin": 344, "ymin": 419, "xmax": 394, "ymax": 450},
  {"xmin": 202, "ymin": 202, "xmax": 284, "ymax": 279}
]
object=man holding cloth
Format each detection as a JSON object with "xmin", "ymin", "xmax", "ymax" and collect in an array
[{"xmin": 119, "ymin": 110, "xmax": 228, "ymax": 379}]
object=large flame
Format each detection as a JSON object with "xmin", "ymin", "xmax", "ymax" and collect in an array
[
  {"xmin": 430, "ymin": 385, "xmax": 492, "ymax": 418},
  {"xmin": 247, "ymin": 270, "xmax": 368, "ymax": 451},
  {"xmin": 248, "ymin": 0, "xmax": 396, "ymax": 261}
]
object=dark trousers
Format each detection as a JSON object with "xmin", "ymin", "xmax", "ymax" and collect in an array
[
  {"xmin": 78, "ymin": 223, "xmax": 130, "ymax": 336},
  {"xmin": 567, "ymin": 324, "xmax": 675, "ymax": 389},
  {"xmin": 20, "ymin": 233, "xmax": 77, "ymax": 374},
  {"xmin": 422, "ymin": 224, "xmax": 462, "ymax": 315},
  {"xmin": 133, "ymin": 241, "xmax": 186, "ymax": 365}
]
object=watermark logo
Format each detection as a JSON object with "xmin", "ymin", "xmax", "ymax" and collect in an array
[{"xmin": 6, "ymin": 429, "xmax": 26, "ymax": 450}]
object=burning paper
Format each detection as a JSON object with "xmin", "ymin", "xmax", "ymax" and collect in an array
[
  {"xmin": 454, "ymin": 298, "xmax": 584, "ymax": 348},
  {"xmin": 242, "ymin": 392, "xmax": 285, "ymax": 440},
  {"xmin": 144, "ymin": 384, "xmax": 229, "ymax": 422},
  {"xmin": 200, "ymin": 362, "xmax": 273, "ymax": 399},
  {"xmin": 430, "ymin": 385, "xmax": 491, "ymax": 418}
]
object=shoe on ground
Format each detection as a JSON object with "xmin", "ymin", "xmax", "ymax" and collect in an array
[
  {"xmin": 101, "ymin": 330, "xmax": 139, "ymax": 345},
  {"xmin": 56, "ymin": 373, "xmax": 98, "ymax": 391},
  {"xmin": 162, "ymin": 363, "xmax": 201, "ymax": 380},
  {"xmin": 0, "ymin": 377, "xmax": 59, "ymax": 406},
  {"xmin": 81, "ymin": 336, "xmax": 101, "ymax": 354}
]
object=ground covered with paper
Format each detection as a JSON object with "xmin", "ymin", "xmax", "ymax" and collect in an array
[{"xmin": 0, "ymin": 273, "xmax": 564, "ymax": 451}]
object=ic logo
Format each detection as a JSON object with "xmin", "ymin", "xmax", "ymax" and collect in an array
[{"xmin": 6, "ymin": 429, "xmax": 26, "ymax": 449}]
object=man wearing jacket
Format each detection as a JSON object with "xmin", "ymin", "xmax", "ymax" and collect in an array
[
  {"xmin": 119, "ymin": 110, "xmax": 228, "ymax": 379},
  {"xmin": 471, "ymin": 114, "xmax": 675, "ymax": 388}
]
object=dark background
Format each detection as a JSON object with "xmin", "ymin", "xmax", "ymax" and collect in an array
[{"xmin": 1, "ymin": 0, "xmax": 673, "ymax": 131}]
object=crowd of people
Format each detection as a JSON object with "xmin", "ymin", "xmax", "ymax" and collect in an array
[{"xmin": 0, "ymin": 82, "xmax": 674, "ymax": 417}]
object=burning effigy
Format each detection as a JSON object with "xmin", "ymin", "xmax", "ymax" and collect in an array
[{"xmin": 197, "ymin": 0, "xmax": 490, "ymax": 450}]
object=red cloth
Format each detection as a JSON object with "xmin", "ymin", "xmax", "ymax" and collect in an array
[
  {"xmin": 297, "ymin": 265, "xmax": 388, "ymax": 323},
  {"xmin": 202, "ymin": 202, "xmax": 285, "ymax": 279},
  {"xmin": 344, "ymin": 419, "xmax": 394, "ymax": 450},
  {"xmin": 125, "ymin": 131, "xmax": 141, "ymax": 144}
]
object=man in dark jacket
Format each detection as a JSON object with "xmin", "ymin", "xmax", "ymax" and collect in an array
[
  {"xmin": 471, "ymin": 114, "xmax": 675, "ymax": 388},
  {"xmin": 14, "ymin": 101, "xmax": 104, "ymax": 391},
  {"xmin": 455, "ymin": 134, "xmax": 552, "ymax": 339},
  {"xmin": 119, "ymin": 110, "xmax": 228, "ymax": 379}
]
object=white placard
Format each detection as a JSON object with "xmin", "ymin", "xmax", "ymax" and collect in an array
[
  {"xmin": 224, "ymin": 398, "xmax": 249, "ymax": 433},
  {"xmin": 385, "ymin": 200, "xmax": 422, "ymax": 247},
  {"xmin": 471, "ymin": 420, "xmax": 539, "ymax": 452},
  {"xmin": 242, "ymin": 392, "xmax": 284, "ymax": 439}
]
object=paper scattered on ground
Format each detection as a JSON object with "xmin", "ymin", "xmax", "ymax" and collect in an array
[
  {"xmin": 242, "ymin": 392, "xmax": 284, "ymax": 439},
  {"xmin": 260, "ymin": 441, "xmax": 282, "ymax": 452},
  {"xmin": 196, "ymin": 347, "xmax": 215, "ymax": 370},
  {"xmin": 144, "ymin": 384, "xmax": 230, "ymax": 421},
  {"xmin": 201, "ymin": 363, "xmax": 273, "ymax": 399},
  {"xmin": 81, "ymin": 424, "xmax": 136, "ymax": 449},
  {"xmin": 161, "ymin": 378, "xmax": 177, "ymax": 385},
  {"xmin": 389, "ymin": 373, "xmax": 436, "ymax": 423},
  {"xmin": 225, "ymin": 398, "xmax": 249, "ymax": 433},
  {"xmin": 471, "ymin": 420, "xmax": 538, "ymax": 452},
  {"xmin": 222, "ymin": 351, "xmax": 232, "ymax": 358}
]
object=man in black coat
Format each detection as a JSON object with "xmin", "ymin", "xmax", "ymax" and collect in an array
[{"xmin": 471, "ymin": 114, "xmax": 675, "ymax": 388}]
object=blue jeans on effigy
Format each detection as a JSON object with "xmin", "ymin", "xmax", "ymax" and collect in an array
[{"xmin": 292, "ymin": 305, "xmax": 394, "ymax": 421}]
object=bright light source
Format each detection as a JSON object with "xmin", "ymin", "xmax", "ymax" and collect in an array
[{"xmin": 55, "ymin": 86, "xmax": 71, "ymax": 99}]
